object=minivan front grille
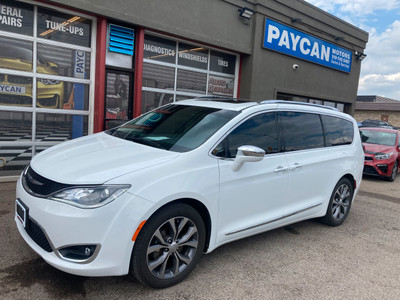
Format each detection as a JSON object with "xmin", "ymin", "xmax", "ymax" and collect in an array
[{"xmin": 23, "ymin": 166, "xmax": 73, "ymax": 197}]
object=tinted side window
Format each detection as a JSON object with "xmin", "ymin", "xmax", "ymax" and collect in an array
[
  {"xmin": 279, "ymin": 112, "xmax": 324, "ymax": 151},
  {"xmin": 214, "ymin": 112, "xmax": 278, "ymax": 158},
  {"xmin": 321, "ymin": 115, "xmax": 354, "ymax": 146}
]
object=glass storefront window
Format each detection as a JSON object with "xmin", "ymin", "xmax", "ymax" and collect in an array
[
  {"xmin": 0, "ymin": 0, "xmax": 33, "ymax": 36},
  {"xmin": 143, "ymin": 63, "xmax": 175, "ymax": 89},
  {"xmin": 0, "ymin": 36, "xmax": 33, "ymax": 72},
  {"xmin": 36, "ymin": 79, "xmax": 89, "ymax": 110},
  {"xmin": 37, "ymin": 44, "xmax": 90, "ymax": 79},
  {"xmin": 208, "ymin": 75, "xmax": 234, "ymax": 97},
  {"xmin": 324, "ymin": 101, "xmax": 336, "ymax": 107},
  {"xmin": 210, "ymin": 50, "xmax": 236, "ymax": 75},
  {"xmin": 293, "ymin": 96, "xmax": 308, "ymax": 102},
  {"xmin": 278, "ymin": 94, "xmax": 349, "ymax": 112},
  {"xmin": 0, "ymin": 111, "xmax": 32, "ymax": 141},
  {"xmin": 144, "ymin": 35, "xmax": 176, "ymax": 64},
  {"xmin": 142, "ymin": 33, "xmax": 238, "ymax": 114},
  {"xmin": 36, "ymin": 113, "xmax": 88, "ymax": 140},
  {"xmin": 0, "ymin": 3, "xmax": 94, "ymax": 178},
  {"xmin": 310, "ymin": 99, "xmax": 322, "ymax": 105},
  {"xmin": 177, "ymin": 69, "xmax": 207, "ymax": 94},
  {"xmin": 141, "ymin": 91, "xmax": 174, "ymax": 114},
  {"xmin": 0, "ymin": 110, "xmax": 32, "ymax": 175},
  {"xmin": 37, "ymin": 7, "xmax": 92, "ymax": 47},
  {"xmin": 178, "ymin": 43, "xmax": 208, "ymax": 70},
  {"xmin": 0, "ymin": 145, "xmax": 31, "ymax": 176},
  {"xmin": 0, "ymin": 74, "xmax": 33, "ymax": 106}
]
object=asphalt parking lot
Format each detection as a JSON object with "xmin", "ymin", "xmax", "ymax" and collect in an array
[{"xmin": 0, "ymin": 175, "xmax": 399, "ymax": 299}]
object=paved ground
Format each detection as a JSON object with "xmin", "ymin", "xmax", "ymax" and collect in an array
[{"xmin": 0, "ymin": 175, "xmax": 399, "ymax": 299}]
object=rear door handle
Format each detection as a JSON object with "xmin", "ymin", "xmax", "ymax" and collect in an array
[
  {"xmin": 289, "ymin": 163, "xmax": 302, "ymax": 170},
  {"xmin": 274, "ymin": 166, "xmax": 289, "ymax": 173}
]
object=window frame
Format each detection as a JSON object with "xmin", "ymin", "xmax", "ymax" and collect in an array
[
  {"xmin": 278, "ymin": 111, "xmax": 325, "ymax": 152},
  {"xmin": 211, "ymin": 111, "xmax": 281, "ymax": 159},
  {"xmin": 212, "ymin": 109, "xmax": 356, "ymax": 159},
  {"xmin": 321, "ymin": 114, "xmax": 354, "ymax": 147}
]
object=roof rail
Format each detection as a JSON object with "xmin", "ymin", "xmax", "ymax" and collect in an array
[
  {"xmin": 259, "ymin": 100, "xmax": 338, "ymax": 111},
  {"xmin": 195, "ymin": 96, "xmax": 250, "ymax": 103}
]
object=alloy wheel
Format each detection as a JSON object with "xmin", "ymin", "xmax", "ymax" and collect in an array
[
  {"xmin": 146, "ymin": 217, "xmax": 199, "ymax": 279},
  {"xmin": 332, "ymin": 184, "xmax": 351, "ymax": 221}
]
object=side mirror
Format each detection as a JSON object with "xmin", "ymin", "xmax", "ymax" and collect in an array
[
  {"xmin": 232, "ymin": 145, "xmax": 265, "ymax": 171},
  {"xmin": 47, "ymin": 61, "xmax": 59, "ymax": 72}
]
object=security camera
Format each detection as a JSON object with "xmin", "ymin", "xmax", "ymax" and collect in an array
[{"xmin": 293, "ymin": 64, "xmax": 299, "ymax": 70}]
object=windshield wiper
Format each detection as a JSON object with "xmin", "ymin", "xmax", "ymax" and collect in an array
[{"xmin": 128, "ymin": 137, "xmax": 166, "ymax": 150}]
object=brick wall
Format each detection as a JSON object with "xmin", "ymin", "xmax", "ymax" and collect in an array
[{"xmin": 354, "ymin": 110, "xmax": 400, "ymax": 127}]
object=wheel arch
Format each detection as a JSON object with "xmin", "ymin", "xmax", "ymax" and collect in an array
[
  {"xmin": 342, "ymin": 173, "xmax": 356, "ymax": 191},
  {"xmin": 145, "ymin": 198, "xmax": 212, "ymax": 253}
]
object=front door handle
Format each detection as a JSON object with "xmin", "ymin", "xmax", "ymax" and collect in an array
[{"xmin": 274, "ymin": 166, "xmax": 289, "ymax": 173}]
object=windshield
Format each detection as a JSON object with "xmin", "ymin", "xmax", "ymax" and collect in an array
[
  {"xmin": 0, "ymin": 44, "xmax": 32, "ymax": 62},
  {"xmin": 360, "ymin": 130, "xmax": 397, "ymax": 146},
  {"xmin": 106, "ymin": 104, "xmax": 239, "ymax": 152}
]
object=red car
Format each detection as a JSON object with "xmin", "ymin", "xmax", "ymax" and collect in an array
[{"xmin": 360, "ymin": 127, "xmax": 400, "ymax": 181}]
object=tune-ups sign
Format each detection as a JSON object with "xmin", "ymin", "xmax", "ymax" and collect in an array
[{"xmin": 263, "ymin": 19, "xmax": 352, "ymax": 73}]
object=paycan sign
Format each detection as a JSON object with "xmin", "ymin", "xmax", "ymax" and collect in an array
[{"xmin": 263, "ymin": 19, "xmax": 352, "ymax": 73}]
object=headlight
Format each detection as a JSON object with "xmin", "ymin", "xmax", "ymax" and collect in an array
[
  {"xmin": 374, "ymin": 152, "xmax": 393, "ymax": 160},
  {"xmin": 49, "ymin": 185, "xmax": 130, "ymax": 208},
  {"xmin": 38, "ymin": 78, "xmax": 61, "ymax": 85}
]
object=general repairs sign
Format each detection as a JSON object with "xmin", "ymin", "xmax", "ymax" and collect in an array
[{"xmin": 263, "ymin": 19, "xmax": 352, "ymax": 73}]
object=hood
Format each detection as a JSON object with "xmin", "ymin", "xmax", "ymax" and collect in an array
[
  {"xmin": 0, "ymin": 58, "xmax": 32, "ymax": 72},
  {"xmin": 363, "ymin": 143, "xmax": 395, "ymax": 154},
  {"xmin": 31, "ymin": 132, "xmax": 180, "ymax": 184}
]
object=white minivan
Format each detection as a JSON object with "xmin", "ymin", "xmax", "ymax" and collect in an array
[{"xmin": 15, "ymin": 98, "xmax": 364, "ymax": 288}]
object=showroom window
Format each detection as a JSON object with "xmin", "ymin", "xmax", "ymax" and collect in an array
[
  {"xmin": 142, "ymin": 33, "xmax": 239, "ymax": 114},
  {"xmin": 0, "ymin": 1, "xmax": 95, "ymax": 177}
]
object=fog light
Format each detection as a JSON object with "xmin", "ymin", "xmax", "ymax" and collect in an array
[
  {"xmin": 59, "ymin": 245, "xmax": 97, "ymax": 261},
  {"xmin": 377, "ymin": 164, "xmax": 388, "ymax": 173}
]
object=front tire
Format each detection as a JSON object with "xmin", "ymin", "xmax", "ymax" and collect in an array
[
  {"xmin": 131, "ymin": 203, "xmax": 205, "ymax": 288},
  {"xmin": 320, "ymin": 178, "xmax": 353, "ymax": 226},
  {"xmin": 386, "ymin": 161, "xmax": 398, "ymax": 182}
]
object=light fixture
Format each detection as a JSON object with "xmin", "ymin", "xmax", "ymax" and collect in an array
[
  {"xmin": 238, "ymin": 7, "xmax": 255, "ymax": 23},
  {"xmin": 354, "ymin": 51, "xmax": 367, "ymax": 61},
  {"xmin": 291, "ymin": 18, "xmax": 302, "ymax": 23}
]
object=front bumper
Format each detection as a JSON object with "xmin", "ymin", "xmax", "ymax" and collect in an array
[
  {"xmin": 15, "ymin": 178, "xmax": 154, "ymax": 277},
  {"xmin": 363, "ymin": 155, "xmax": 394, "ymax": 177}
]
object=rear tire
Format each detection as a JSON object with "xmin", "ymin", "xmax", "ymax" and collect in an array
[
  {"xmin": 131, "ymin": 203, "xmax": 205, "ymax": 288},
  {"xmin": 320, "ymin": 178, "xmax": 353, "ymax": 226}
]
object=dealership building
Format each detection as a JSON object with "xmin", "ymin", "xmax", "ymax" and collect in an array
[{"xmin": 0, "ymin": 0, "xmax": 368, "ymax": 179}]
